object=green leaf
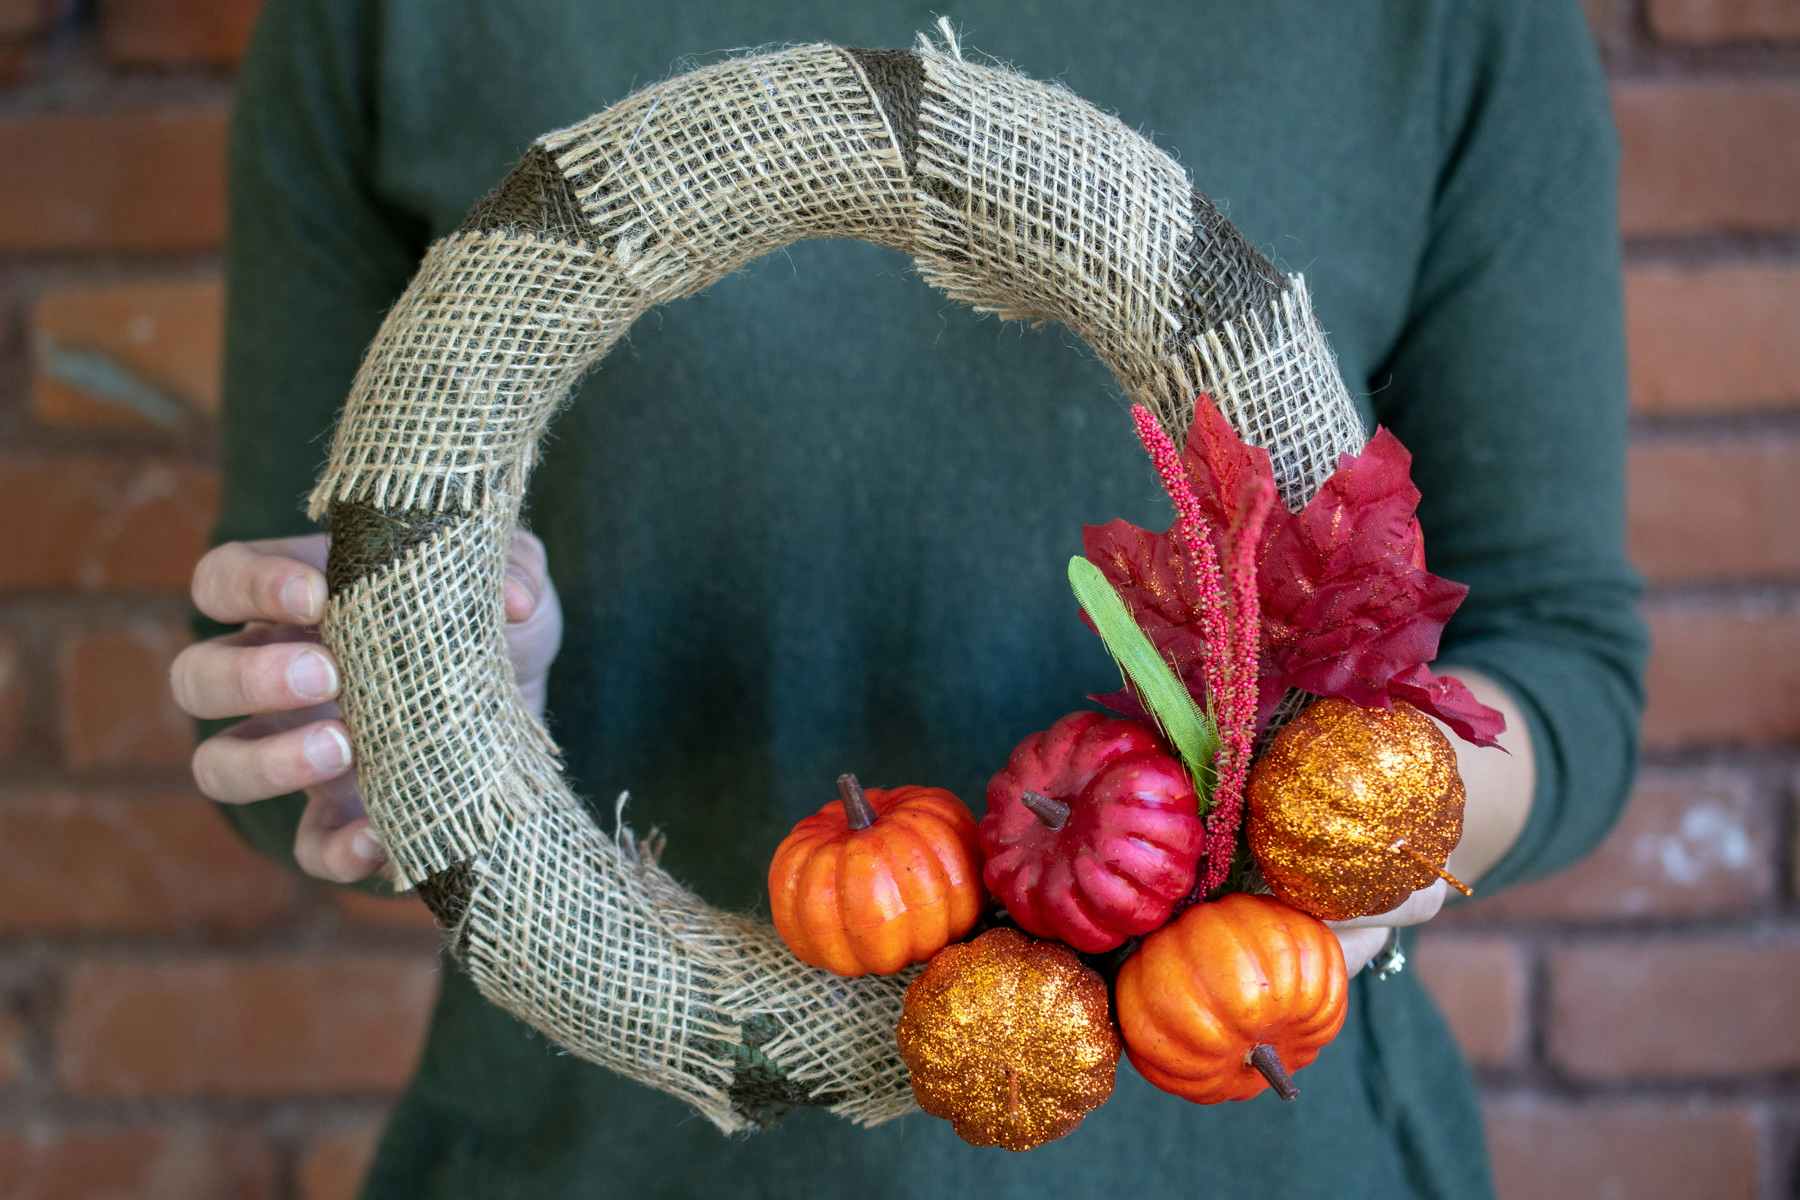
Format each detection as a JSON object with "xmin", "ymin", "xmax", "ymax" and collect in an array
[{"xmin": 1068, "ymin": 556, "xmax": 1219, "ymax": 802}]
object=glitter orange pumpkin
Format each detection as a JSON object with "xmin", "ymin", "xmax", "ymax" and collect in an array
[
  {"xmin": 1116, "ymin": 893, "xmax": 1347, "ymax": 1104},
  {"xmin": 1247, "ymin": 698, "xmax": 1471, "ymax": 922},
  {"xmin": 896, "ymin": 928, "xmax": 1120, "ymax": 1150},
  {"xmin": 768, "ymin": 774, "xmax": 983, "ymax": 976}
]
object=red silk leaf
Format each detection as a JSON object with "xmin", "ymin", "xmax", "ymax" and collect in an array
[
  {"xmin": 1258, "ymin": 428, "xmax": 1468, "ymax": 707},
  {"xmin": 1389, "ymin": 664, "xmax": 1507, "ymax": 749},
  {"xmin": 1082, "ymin": 519, "xmax": 1213, "ymax": 705},
  {"xmin": 1088, "ymin": 687, "xmax": 1152, "ymax": 722},
  {"xmin": 1084, "ymin": 400, "xmax": 1505, "ymax": 748},
  {"xmin": 1181, "ymin": 395, "xmax": 1278, "ymax": 557}
]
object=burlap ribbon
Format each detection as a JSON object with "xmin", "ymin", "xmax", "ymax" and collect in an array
[{"xmin": 310, "ymin": 33, "xmax": 1363, "ymax": 1132}]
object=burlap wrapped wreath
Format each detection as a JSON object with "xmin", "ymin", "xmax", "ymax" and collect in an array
[{"xmin": 309, "ymin": 32, "xmax": 1365, "ymax": 1134}]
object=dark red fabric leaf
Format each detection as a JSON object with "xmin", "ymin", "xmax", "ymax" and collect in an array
[
  {"xmin": 1389, "ymin": 664, "xmax": 1508, "ymax": 749},
  {"xmin": 1088, "ymin": 688, "xmax": 1152, "ymax": 722},
  {"xmin": 1257, "ymin": 427, "xmax": 1469, "ymax": 703},
  {"xmin": 1181, "ymin": 395, "xmax": 1278, "ymax": 558},
  {"xmin": 1081, "ymin": 397, "xmax": 1506, "ymax": 749},
  {"xmin": 1082, "ymin": 518, "xmax": 1213, "ymax": 702}
]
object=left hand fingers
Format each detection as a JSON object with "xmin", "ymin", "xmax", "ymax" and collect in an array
[
  {"xmin": 1329, "ymin": 878, "xmax": 1448, "ymax": 931},
  {"xmin": 1334, "ymin": 926, "xmax": 1393, "ymax": 976},
  {"xmin": 293, "ymin": 775, "xmax": 386, "ymax": 884},
  {"xmin": 1328, "ymin": 880, "xmax": 1450, "ymax": 976}
]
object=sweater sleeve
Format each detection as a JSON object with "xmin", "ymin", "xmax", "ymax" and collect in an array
[
  {"xmin": 198, "ymin": 0, "xmax": 424, "ymax": 869},
  {"xmin": 1374, "ymin": 3, "xmax": 1648, "ymax": 892}
]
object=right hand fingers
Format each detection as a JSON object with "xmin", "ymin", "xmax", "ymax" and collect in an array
[
  {"xmin": 293, "ymin": 775, "xmax": 387, "ymax": 884},
  {"xmin": 191, "ymin": 536, "xmax": 330, "ymax": 626},
  {"xmin": 191, "ymin": 713, "xmax": 352, "ymax": 805},
  {"xmin": 170, "ymin": 635, "xmax": 340, "ymax": 720}
]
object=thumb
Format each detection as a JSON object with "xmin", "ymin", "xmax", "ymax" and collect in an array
[{"xmin": 1334, "ymin": 926, "xmax": 1392, "ymax": 975}]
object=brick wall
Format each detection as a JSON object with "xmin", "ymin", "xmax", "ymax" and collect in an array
[{"xmin": 0, "ymin": 3, "xmax": 1794, "ymax": 1197}]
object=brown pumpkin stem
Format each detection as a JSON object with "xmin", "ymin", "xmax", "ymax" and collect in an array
[
  {"xmin": 1020, "ymin": 791, "xmax": 1071, "ymax": 831},
  {"xmin": 1391, "ymin": 839, "xmax": 1474, "ymax": 897},
  {"xmin": 1247, "ymin": 1044, "xmax": 1299, "ymax": 1102},
  {"xmin": 838, "ymin": 774, "xmax": 877, "ymax": 831}
]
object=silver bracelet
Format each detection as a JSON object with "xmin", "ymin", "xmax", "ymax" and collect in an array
[{"xmin": 1367, "ymin": 928, "xmax": 1406, "ymax": 981}]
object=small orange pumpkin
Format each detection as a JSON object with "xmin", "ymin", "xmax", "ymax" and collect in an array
[
  {"xmin": 768, "ymin": 774, "xmax": 984, "ymax": 976},
  {"xmin": 1116, "ymin": 893, "xmax": 1347, "ymax": 1103}
]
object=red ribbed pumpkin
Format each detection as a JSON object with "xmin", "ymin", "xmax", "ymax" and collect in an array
[
  {"xmin": 1116, "ymin": 893, "xmax": 1347, "ymax": 1103},
  {"xmin": 768, "ymin": 774, "xmax": 983, "ymax": 977},
  {"xmin": 979, "ymin": 711, "xmax": 1204, "ymax": 953}
]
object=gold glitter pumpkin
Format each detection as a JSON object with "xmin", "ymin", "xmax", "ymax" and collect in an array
[
  {"xmin": 1248, "ymin": 699, "xmax": 1470, "ymax": 921},
  {"xmin": 895, "ymin": 928, "xmax": 1120, "ymax": 1151}
]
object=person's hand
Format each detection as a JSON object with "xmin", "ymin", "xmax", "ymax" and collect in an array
[
  {"xmin": 1329, "ymin": 879, "xmax": 1448, "ymax": 975},
  {"xmin": 172, "ymin": 531, "xmax": 562, "ymax": 883}
]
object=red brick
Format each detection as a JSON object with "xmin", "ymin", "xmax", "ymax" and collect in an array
[
  {"xmin": 0, "ymin": 110, "xmax": 226, "ymax": 253},
  {"xmin": 57, "ymin": 955, "xmax": 437, "ymax": 1097},
  {"xmin": 1484, "ymin": 1100, "xmax": 1760, "ymax": 1200},
  {"xmin": 0, "ymin": 0, "xmax": 52, "ymax": 37},
  {"xmin": 1642, "ymin": 607, "xmax": 1800, "ymax": 749},
  {"xmin": 1412, "ymin": 935, "xmax": 1528, "ymax": 1067},
  {"xmin": 1649, "ymin": 0, "xmax": 1800, "ymax": 42},
  {"xmin": 0, "ymin": 790, "xmax": 297, "ymax": 933},
  {"xmin": 0, "ymin": 2, "xmax": 52, "ymax": 84},
  {"xmin": 1451, "ymin": 775, "xmax": 1774, "ymax": 921},
  {"xmin": 0, "ymin": 458, "xmax": 218, "ymax": 592},
  {"xmin": 297, "ymin": 1120, "xmax": 384, "ymax": 1200},
  {"xmin": 1548, "ymin": 940, "xmax": 1800, "ymax": 1077},
  {"xmin": 1627, "ymin": 264, "xmax": 1800, "ymax": 415},
  {"xmin": 31, "ymin": 277, "xmax": 223, "ymax": 431},
  {"xmin": 1615, "ymin": 83, "xmax": 1800, "ymax": 235},
  {"xmin": 0, "ymin": 634, "xmax": 21, "ymax": 761},
  {"xmin": 331, "ymin": 888, "xmax": 444, "ymax": 934},
  {"xmin": 1582, "ymin": 0, "xmax": 1632, "ymax": 56},
  {"xmin": 101, "ymin": 0, "xmax": 263, "ymax": 66},
  {"xmin": 0, "ymin": 1125, "xmax": 276, "ymax": 1200},
  {"xmin": 1629, "ymin": 440, "xmax": 1800, "ymax": 582},
  {"xmin": 0, "ymin": 44, "xmax": 28, "ymax": 88},
  {"xmin": 58, "ymin": 624, "xmax": 193, "ymax": 770},
  {"xmin": 0, "ymin": 1008, "xmax": 25, "ymax": 1086}
]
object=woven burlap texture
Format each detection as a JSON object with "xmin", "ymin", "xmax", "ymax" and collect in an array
[{"xmin": 309, "ymin": 38, "xmax": 1364, "ymax": 1133}]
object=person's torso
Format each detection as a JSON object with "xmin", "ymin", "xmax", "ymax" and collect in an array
[
  {"xmin": 369, "ymin": 0, "xmax": 1441, "ymax": 904},
  {"xmin": 350, "ymin": 3, "xmax": 1489, "ymax": 1196}
]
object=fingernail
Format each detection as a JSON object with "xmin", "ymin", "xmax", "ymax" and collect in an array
[
  {"xmin": 282, "ymin": 573, "xmax": 325, "ymax": 622},
  {"xmin": 288, "ymin": 651, "xmax": 338, "ymax": 700},
  {"xmin": 304, "ymin": 725, "xmax": 351, "ymax": 772},
  {"xmin": 352, "ymin": 827, "xmax": 385, "ymax": 863}
]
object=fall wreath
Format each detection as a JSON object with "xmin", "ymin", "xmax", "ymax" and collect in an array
[{"xmin": 312, "ymin": 30, "xmax": 1502, "ymax": 1148}]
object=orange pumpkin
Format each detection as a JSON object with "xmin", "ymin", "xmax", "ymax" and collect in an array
[
  {"xmin": 768, "ymin": 774, "xmax": 984, "ymax": 976},
  {"xmin": 1116, "ymin": 893, "xmax": 1347, "ymax": 1103}
]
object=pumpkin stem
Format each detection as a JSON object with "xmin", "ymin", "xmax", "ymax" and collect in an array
[
  {"xmin": 1247, "ymin": 1044, "xmax": 1299, "ymax": 1101},
  {"xmin": 838, "ymin": 774, "xmax": 877, "ymax": 831},
  {"xmin": 1020, "ymin": 791, "xmax": 1071, "ymax": 831},
  {"xmin": 1391, "ymin": 839, "xmax": 1474, "ymax": 897}
]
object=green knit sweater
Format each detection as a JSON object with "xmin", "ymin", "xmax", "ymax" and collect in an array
[{"xmin": 207, "ymin": 2, "xmax": 1646, "ymax": 1196}]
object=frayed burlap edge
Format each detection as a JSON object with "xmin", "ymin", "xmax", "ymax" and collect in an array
[{"xmin": 309, "ymin": 35, "xmax": 1364, "ymax": 1135}]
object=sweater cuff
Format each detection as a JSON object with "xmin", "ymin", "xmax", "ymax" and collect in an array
[{"xmin": 1438, "ymin": 634, "xmax": 1642, "ymax": 896}]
